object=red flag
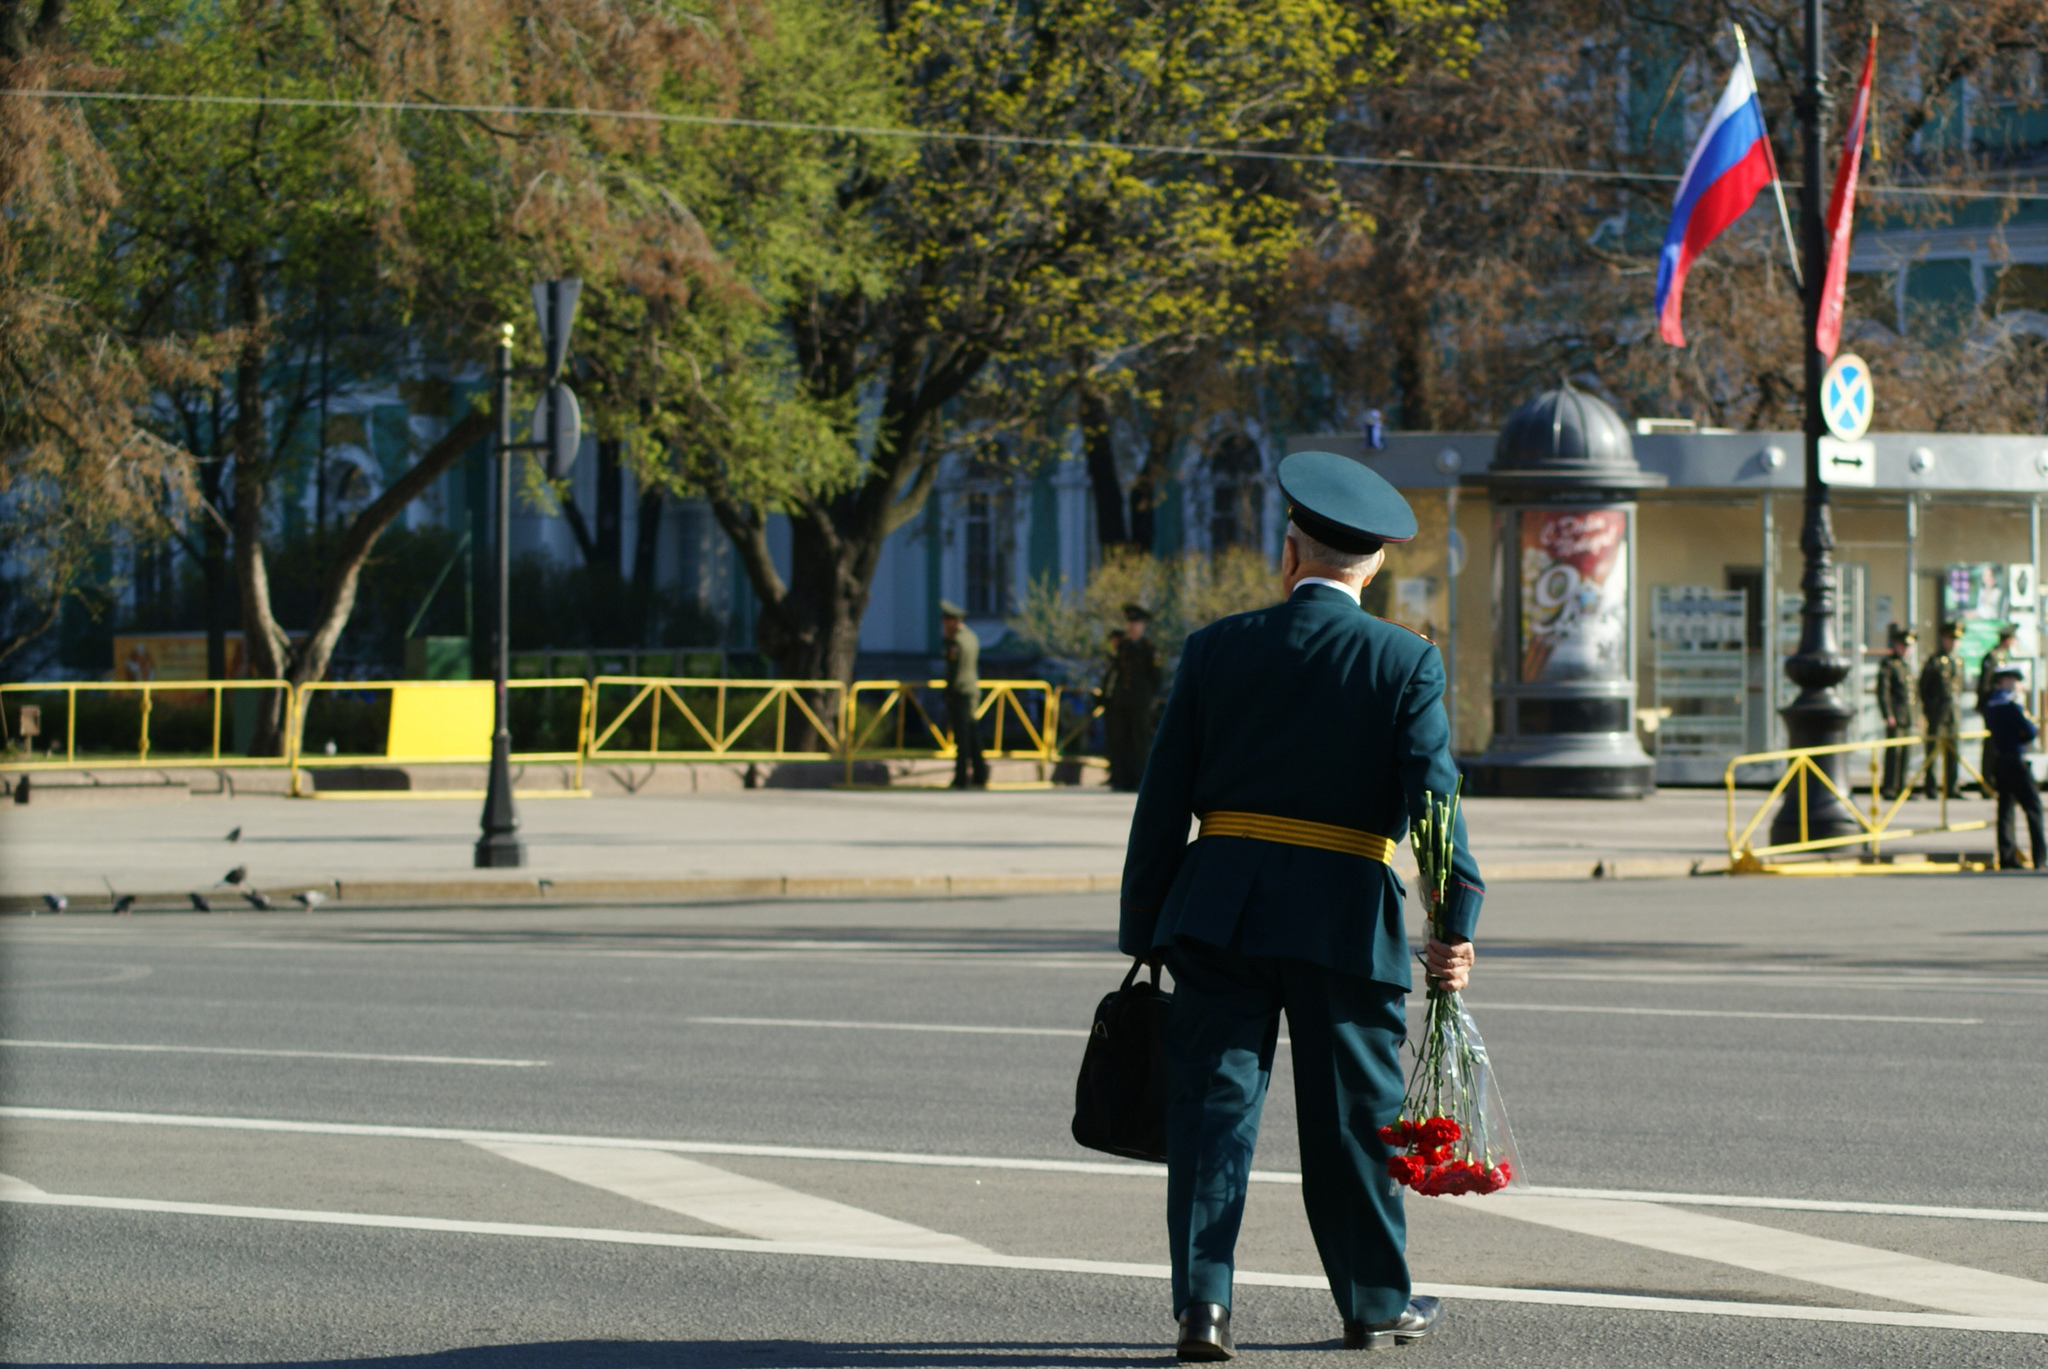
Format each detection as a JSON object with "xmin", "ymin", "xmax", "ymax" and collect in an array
[{"xmin": 1816, "ymin": 29, "xmax": 1878, "ymax": 360}]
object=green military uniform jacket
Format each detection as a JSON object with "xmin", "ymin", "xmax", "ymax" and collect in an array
[
  {"xmin": 1921, "ymin": 651, "xmax": 1964, "ymax": 734},
  {"xmin": 1119, "ymin": 583, "xmax": 1484, "ymax": 989},
  {"xmin": 944, "ymin": 623, "xmax": 980, "ymax": 697},
  {"xmin": 1977, "ymin": 644, "xmax": 2011, "ymax": 711},
  {"xmin": 1102, "ymin": 634, "xmax": 1161, "ymax": 712},
  {"xmin": 1877, "ymin": 654, "xmax": 1915, "ymax": 730}
]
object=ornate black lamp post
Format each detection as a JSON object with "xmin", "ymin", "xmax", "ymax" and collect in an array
[
  {"xmin": 1769, "ymin": 0, "xmax": 1861, "ymax": 845},
  {"xmin": 476, "ymin": 281, "xmax": 582, "ymax": 869}
]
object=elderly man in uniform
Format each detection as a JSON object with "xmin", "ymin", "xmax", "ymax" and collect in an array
[
  {"xmin": 1102, "ymin": 603, "xmax": 1163, "ymax": 791},
  {"xmin": 1920, "ymin": 624, "xmax": 1965, "ymax": 801},
  {"xmin": 1876, "ymin": 625, "xmax": 1917, "ymax": 801},
  {"xmin": 939, "ymin": 600, "xmax": 987, "ymax": 790},
  {"xmin": 1120, "ymin": 451, "xmax": 1483, "ymax": 1360}
]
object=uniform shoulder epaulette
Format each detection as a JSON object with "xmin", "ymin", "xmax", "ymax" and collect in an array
[{"xmin": 1372, "ymin": 615, "xmax": 1433, "ymax": 644}]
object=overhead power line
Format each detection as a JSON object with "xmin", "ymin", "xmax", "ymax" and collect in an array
[{"xmin": 17, "ymin": 87, "xmax": 2048, "ymax": 203}]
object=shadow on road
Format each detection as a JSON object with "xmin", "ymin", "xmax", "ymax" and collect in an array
[{"xmin": 7, "ymin": 1342, "xmax": 1185, "ymax": 1369}]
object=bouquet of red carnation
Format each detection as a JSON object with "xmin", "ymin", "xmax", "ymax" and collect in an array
[{"xmin": 1379, "ymin": 782, "xmax": 1521, "ymax": 1198}]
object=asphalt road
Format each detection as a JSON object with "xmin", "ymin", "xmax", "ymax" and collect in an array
[{"xmin": 4, "ymin": 877, "xmax": 2047, "ymax": 1366}]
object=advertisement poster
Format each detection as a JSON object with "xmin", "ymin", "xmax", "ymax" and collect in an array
[
  {"xmin": 1519, "ymin": 509, "xmax": 1629, "ymax": 683},
  {"xmin": 1942, "ymin": 563, "xmax": 2016, "ymax": 679}
]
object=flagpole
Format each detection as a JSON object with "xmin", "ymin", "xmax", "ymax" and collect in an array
[{"xmin": 1735, "ymin": 23, "xmax": 1803, "ymax": 290}]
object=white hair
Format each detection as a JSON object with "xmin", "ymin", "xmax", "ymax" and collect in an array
[{"xmin": 1286, "ymin": 521, "xmax": 1384, "ymax": 578}]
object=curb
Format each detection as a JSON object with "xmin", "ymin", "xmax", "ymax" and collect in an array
[{"xmin": 0, "ymin": 861, "xmax": 1719, "ymax": 915}]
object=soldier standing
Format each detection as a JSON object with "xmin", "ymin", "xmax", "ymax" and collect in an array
[
  {"xmin": 1920, "ymin": 624, "xmax": 1965, "ymax": 800},
  {"xmin": 939, "ymin": 600, "xmax": 987, "ymax": 789},
  {"xmin": 1975, "ymin": 624, "xmax": 2019, "ymax": 800},
  {"xmin": 1876, "ymin": 625, "xmax": 1916, "ymax": 800},
  {"xmin": 1101, "ymin": 603, "xmax": 1161, "ymax": 791},
  {"xmin": 1121, "ymin": 451, "xmax": 1482, "ymax": 1359}
]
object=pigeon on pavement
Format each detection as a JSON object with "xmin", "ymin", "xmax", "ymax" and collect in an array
[
  {"xmin": 188, "ymin": 893, "xmax": 213, "ymax": 912},
  {"xmin": 293, "ymin": 890, "xmax": 327, "ymax": 910},
  {"xmin": 112, "ymin": 894, "xmax": 136, "ymax": 915},
  {"xmin": 41, "ymin": 893, "xmax": 66, "ymax": 913},
  {"xmin": 226, "ymin": 826, "xmax": 242, "ymax": 843},
  {"xmin": 241, "ymin": 889, "xmax": 274, "ymax": 911},
  {"xmin": 221, "ymin": 865, "xmax": 248, "ymax": 886}
]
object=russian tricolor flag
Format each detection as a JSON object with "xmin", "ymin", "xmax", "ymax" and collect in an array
[{"xmin": 1655, "ymin": 62, "xmax": 1775, "ymax": 347}]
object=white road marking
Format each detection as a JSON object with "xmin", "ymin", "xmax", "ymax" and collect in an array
[
  {"xmin": 1, "ymin": 1181, "xmax": 2042, "ymax": 1337},
  {"xmin": 689, "ymin": 1016, "xmax": 1087, "ymax": 1038},
  {"xmin": 0, "ymin": 1040, "xmax": 545, "ymax": 1067},
  {"xmin": 1460, "ymin": 1004, "xmax": 1981, "ymax": 1025},
  {"xmin": 1465, "ymin": 1193, "xmax": 2048, "ymax": 1321},
  {"xmin": 13, "ymin": 1108, "xmax": 2048, "ymax": 1228},
  {"xmin": 476, "ymin": 1142, "xmax": 989, "ymax": 1254}
]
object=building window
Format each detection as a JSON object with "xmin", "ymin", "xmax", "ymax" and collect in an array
[
  {"xmin": 964, "ymin": 490, "xmax": 1015, "ymax": 616},
  {"xmin": 1207, "ymin": 434, "xmax": 1265, "ymax": 551}
]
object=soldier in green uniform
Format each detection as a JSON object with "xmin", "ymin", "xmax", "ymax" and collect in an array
[
  {"xmin": 1876, "ymin": 625, "xmax": 1916, "ymax": 800},
  {"xmin": 1975, "ymin": 624, "xmax": 2018, "ymax": 799},
  {"xmin": 1121, "ymin": 451, "xmax": 1482, "ymax": 1360},
  {"xmin": 939, "ymin": 600, "xmax": 986, "ymax": 789},
  {"xmin": 1101, "ymin": 603, "xmax": 1162, "ymax": 791},
  {"xmin": 1920, "ymin": 623, "xmax": 1965, "ymax": 800}
]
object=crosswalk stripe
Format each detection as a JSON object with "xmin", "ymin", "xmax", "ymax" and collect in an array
[
  {"xmin": 13, "ymin": 1108, "xmax": 2048, "ymax": 1225},
  {"xmin": 3, "ymin": 1180, "xmax": 2044, "ymax": 1337},
  {"xmin": 1466, "ymin": 1193, "xmax": 2048, "ymax": 1321},
  {"xmin": 474, "ymin": 1142, "xmax": 989, "ymax": 1254}
]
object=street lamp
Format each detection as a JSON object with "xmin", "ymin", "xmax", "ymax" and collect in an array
[
  {"xmin": 476, "ymin": 280, "xmax": 583, "ymax": 869},
  {"xmin": 1769, "ymin": 0, "xmax": 1861, "ymax": 845}
]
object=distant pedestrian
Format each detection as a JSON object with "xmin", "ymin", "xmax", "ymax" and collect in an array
[
  {"xmin": 1975, "ymin": 624, "xmax": 2019, "ymax": 799},
  {"xmin": 1982, "ymin": 665, "xmax": 2044, "ymax": 871},
  {"xmin": 1920, "ymin": 624, "xmax": 1964, "ymax": 800},
  {"xmin": 939, "ymin": 600, "xmax": 987, "ymax": 790},
  {"xmin": 1101, "ymin": 603, "xmax": 1161, "ymax": 792},
  {"xmin": 1875, "ymin": 625, "xmax": 1916, "ymax": 800}
]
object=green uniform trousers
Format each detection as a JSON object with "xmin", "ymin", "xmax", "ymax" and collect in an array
[{"xmin": 1165, "ymin": 937, "xmax": 1410, "ymax": 1325}]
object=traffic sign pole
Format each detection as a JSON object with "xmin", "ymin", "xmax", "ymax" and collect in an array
[{"xmin": 1770, "ymin": 0, "xmax": 1861, "ymax": 846}]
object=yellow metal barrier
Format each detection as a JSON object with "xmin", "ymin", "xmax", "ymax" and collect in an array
[
  {"xmin": 290, "ymin": 678, "xmax": 591, "ymax": 798},
  {"xmin": 586, "ymin": 677, "xmax": 845, "ymax": 765},
  {"xmin": 4, "ymin": 673, "xmax": 1092, "ymax": 793},
  {"xmin": 842, "ymin": 680, "xmax": 1063, "ymax": 785},
  {"xmin": 0, "ymin": 679, "xmax": 294, "ymax": 772},
  {"xmin": 1724, "ymin": 730, "xmax": 1994, "ymax": 872}
]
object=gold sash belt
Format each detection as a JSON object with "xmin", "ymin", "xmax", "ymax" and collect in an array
[{"xmin": 1198, "ymin": 810, "xmax": 1395, "ymax": 866}]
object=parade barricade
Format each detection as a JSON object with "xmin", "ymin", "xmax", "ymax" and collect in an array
[
  {"xmin": 1723, "ymin": 730, "xmax": 1994, "ymax": 872},
  {"xmin": 842, "ymin": 679, "xmax": 1064, "ymax": 786},
  {"xmin": 585, "ymin": 677, "xmax": 845, "ymax": 767},
  {"xmin": 289, "ymin": 678, "xmax": 591, "ymax": 798},
  {"xmin": 0, "ymin": 679, "xmax": 295, "ymax": 775}
]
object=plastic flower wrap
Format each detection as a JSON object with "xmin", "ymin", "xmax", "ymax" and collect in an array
[{"xmin": 1381, "ymin": 781, "xmax": 1521, "ymax": 1196}]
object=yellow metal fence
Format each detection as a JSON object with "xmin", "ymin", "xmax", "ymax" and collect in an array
[
  {"xmin": 2, "ymin": 675, "xmax": 1090, "ymax": 792},
  {"xmin": 1725, "ymin": 730, "xmax": 1997, "ymax": 872}
]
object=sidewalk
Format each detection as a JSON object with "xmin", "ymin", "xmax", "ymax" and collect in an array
[{"xmin": 0, "ymin": 785, "xmax": 2010, "ymax": 911}]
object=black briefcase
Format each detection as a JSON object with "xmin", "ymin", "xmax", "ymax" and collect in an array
[{"xmin": 1071, "ymin": 958, "xmax": 1173, "ymax": 1163}]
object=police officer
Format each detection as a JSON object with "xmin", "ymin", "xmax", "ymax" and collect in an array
[
  {"xmin": 1976, "ymin": 624, "xmax": 2019, "ymax": 799},
  {"xmin": 1876, "ymin": 625, "xmax": 1916, "ymax": 801},
  {"xmin": 1983, "ymin": 664, "xmax": 2044, "ymax": 870},
  {"xmin": 1102, "ymin": 603, "xmax": 1162, "ymax": 791},
  {"xmin": 1920, "ymin": 624, "xmax": 1965, "ymax": 800},
  {"xmin": 939, "ymin": 600, "xmax": 987, "ymax": 789},
  {"xmin": 1121, "ymin": 451, "xmax": 1482, "ymax": 1360}
]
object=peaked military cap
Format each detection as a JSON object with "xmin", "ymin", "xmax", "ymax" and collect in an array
[
  {"xmin": 1277, "ymin": 450, "xmax": 1417, "ymax": 555},
  {"xmin": 1887, "ymin": 623, "xmax": 1916, "ymax": 645},
  {"xmin": 939, "ymin": 599, "xmax": 966, "ymax": 618},
  {"xmin": 1122, "ymin": 603, "xmax": 1153, "ymax": 622}
]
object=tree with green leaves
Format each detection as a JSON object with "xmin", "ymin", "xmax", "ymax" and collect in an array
[{"xmin": 655, "ymin": 0, "xmax": 1493, "ymax": 686}]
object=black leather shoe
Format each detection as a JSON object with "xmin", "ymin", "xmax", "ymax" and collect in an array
[
  {"xmin": 1176, "ymin": 1302, "xmax": 1233, "ymax": 1361},
  {"xmin": 1342, "ymin": 1296, "xmax": 1442, "ymax": 1350}
]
